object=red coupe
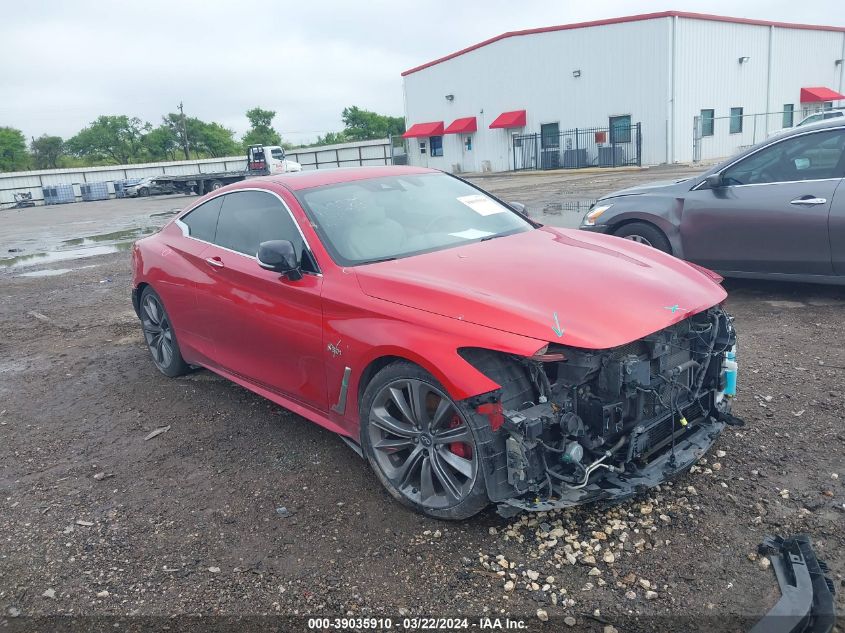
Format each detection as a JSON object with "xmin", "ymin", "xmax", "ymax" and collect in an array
[{"xmin": 131, "ymin": 166, "xmax": 738, "ymax": 519}]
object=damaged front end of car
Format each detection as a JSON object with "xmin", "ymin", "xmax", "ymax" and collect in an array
[{"xmin": 463, "ymin": 306, "xmax": 740, "ymax": 517}]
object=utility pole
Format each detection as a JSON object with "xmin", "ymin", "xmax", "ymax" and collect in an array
[{"xmin": 178, "ymin": 101, "xmax": 190, "ymax": 159}]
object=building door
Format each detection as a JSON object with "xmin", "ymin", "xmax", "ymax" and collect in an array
[
  {"xmin": 540, "ymin": 123, "xmax": 560, "ymax": 169},
  {"xmin": 609, "ymin": 115, "xmax": 632, "ymax": 144},
  {"xmin": 461, "ymin": 134, "xmax": 475, "ymax": 173}
]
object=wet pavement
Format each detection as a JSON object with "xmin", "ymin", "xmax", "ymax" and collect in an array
[{"xmin": 0, "ymin": 194, "xmax": 186, "ymax": 271}]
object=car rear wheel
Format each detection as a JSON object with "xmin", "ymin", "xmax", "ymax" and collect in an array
[
  {"xmin": 614, "ymin": 222, "xmax": 672, "ymax": 254},
  {"xmin": 139, "ymin": 287, "xmax": 189, "ymax": 377},
  {"xmin": 360, "ymin": 362, "xmax": 489, "ymax": 520}
]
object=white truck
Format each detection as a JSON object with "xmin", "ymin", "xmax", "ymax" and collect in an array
[{"xmin": 151, "ymin": 144, "xmax": 302, "ymax": 196}]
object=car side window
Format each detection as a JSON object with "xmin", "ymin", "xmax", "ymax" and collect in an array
[
  {"xmin": 214, "ymin": 191, "xmax": 317, "ymax": 272},
  {"xmin": 721, "ymin": 129, "xmax": 845, "ymax": 186},
  {"xmin": 180, "ymin": 196, "xmax": 223, "ymax": 242}
]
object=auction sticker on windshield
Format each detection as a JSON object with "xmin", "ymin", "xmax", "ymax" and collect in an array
[{"xmin": 457, "ymin": 194, "xmax": 506, "ymax": 216}]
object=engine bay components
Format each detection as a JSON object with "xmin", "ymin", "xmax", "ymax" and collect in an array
[{"xmin": 470, "ymin": 306, "xmax": 741, "ymax": 515}]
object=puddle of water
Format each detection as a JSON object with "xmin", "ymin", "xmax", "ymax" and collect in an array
[
  {"xmin": 63, "ymin": 227, "xmax": 155, "ymax": 245},
  {"xmin": 17, "ymin": 268, "xmax": 73, "ymax": 278},
  {"xmin": 1, "ymin": 245, "xmax": 122, "ymax": 268},
  {"xmin": 1, "ymin": 225, "xmax": 156, "ymax": 269}
]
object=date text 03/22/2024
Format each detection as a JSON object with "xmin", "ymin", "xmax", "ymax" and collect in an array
[{"xmin": 306, "ymin": 617, "xmax": 528, "ymax": 630}]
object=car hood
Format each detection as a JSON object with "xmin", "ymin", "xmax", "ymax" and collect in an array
[
  {"xmin": 354, "ymin": 227, "xmax": 726, "ymax": 350},
  {"xmin": 601, "ymin": 178, "xmax": 695, "ymax": 199}
]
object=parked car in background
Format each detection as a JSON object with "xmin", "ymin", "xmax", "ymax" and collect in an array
[
  {"xmin": 796, "ymin": 108, "xmax": 844, "ymax": 127},
  {"xmin": 125, "ymin": 176, "xmax": 174, "ymax": 198},
  {"xmin": 132, "ymin": 166, "xmax": 737, "ymax": 519},
  {"xmin": 581, "ymin": 119, "xmax": 845, "ymax": 284}
]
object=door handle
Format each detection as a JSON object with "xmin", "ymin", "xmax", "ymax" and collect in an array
[
  {"xmin": 205, "ymin": 256, "xmax": 224, "ymax": 268},
  {"xmin": 789, "ymin": 197, "xmax": 827, "ymax": 205}
]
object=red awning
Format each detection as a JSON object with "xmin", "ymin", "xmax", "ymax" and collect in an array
[
  {"xmin": 444, "ymin": 117, "xmax": 478, "ymax": 134},
  {"xmin": 800, "ymin": 86, "xmax": 845, "ymax": 102},
  {"xmin": 489, "ymin": 110, "xmax": 527, "ymax": 129},
  {"xmin": 402, "ymin": 121, "xmax": 444, "ymax": 138}
]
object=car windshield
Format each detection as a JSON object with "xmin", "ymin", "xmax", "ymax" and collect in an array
[{"xmin": 295, "ymin": 173, "xmax": 534, "ymax": 265}]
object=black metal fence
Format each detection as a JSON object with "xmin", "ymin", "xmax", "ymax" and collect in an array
[{"xmin": 513, "ymin": 123, "xmax": 641, "ymax": 171}]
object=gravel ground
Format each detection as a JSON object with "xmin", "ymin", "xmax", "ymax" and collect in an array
[{"xmin": 0, "ymin": 169, "xmax": 843, "ymax": 632}]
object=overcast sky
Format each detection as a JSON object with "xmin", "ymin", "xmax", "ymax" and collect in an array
[{"xmin": 2, "ymin": 0, "xmax": 843, "ymax": 145}]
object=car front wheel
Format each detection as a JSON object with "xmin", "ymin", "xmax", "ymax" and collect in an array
[
  {"xmin": 613, "ymin": 222, "xmax": 672, "ymax": 254},
  {"xmin": 360, "ymin": 362, "xmax": 489, "ymax": 520}
]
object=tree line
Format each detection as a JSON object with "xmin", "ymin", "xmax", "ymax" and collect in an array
[{"xmin": 0, "ymin": 106, "xmax": 404, "ymax": 173}]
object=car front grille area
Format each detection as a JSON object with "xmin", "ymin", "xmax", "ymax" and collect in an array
[{"xmin": 628, "ymin": 397, "xmax": 708, "ymax": 461}]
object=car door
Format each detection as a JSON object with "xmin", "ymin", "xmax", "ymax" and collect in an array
[
  {"xmin": 679, "ymin": 127, "xmax": 845, "ymax": 275},
  {"xmin": 163, "ymin": 195, "xmax": 224, "ymax": 363},
  {"xmin": 830, "ymin": 180, "xmax": 845, "ymax": 276},
  {"xmin": 195, "ymin": 189, "xmax": 327, "ymax": 409}
]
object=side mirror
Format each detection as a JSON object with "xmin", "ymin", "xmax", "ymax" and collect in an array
[
  {"xmin": 257, "ymin": 240, "xmax": 302, "ymax": 280},
  {"xmin": 510, "ymin": 202, "xmax": 527, "ymax": 214},
  {"xmin": 704, "ymin": 173, "xmax": 724, "ymax": 189}
]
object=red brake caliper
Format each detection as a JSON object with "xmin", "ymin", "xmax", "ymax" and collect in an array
[{"xmin": 447, "ymin": 415, "xmax": 472, "ymax": 459}]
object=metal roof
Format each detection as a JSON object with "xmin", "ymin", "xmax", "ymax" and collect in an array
[{"xmin": 401, "ymin": 11, "xmax": 845, "ymax": 77}]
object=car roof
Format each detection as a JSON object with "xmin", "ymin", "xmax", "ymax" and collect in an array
[
  {"xmin": 262, "ymin": 165, "xmax": 437, "ymax": 191},
  {"xmin": 760, "ymin": 116, "xmax": 845, "ymax": 141}
]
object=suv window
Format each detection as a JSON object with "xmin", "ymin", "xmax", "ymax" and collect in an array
[
  {"xmin": 270, "ymin": 148, "xmax": 284, "ymax": 160},
  {"xmin": 721, "ymin": 129, "xmax": 845, "ymax": 186},
  {"xmin": 214, "ymin": 191, "xmax": 317, "ymax": 272},
  {"xmin": 181, "ymin": 196, "xmax": 223, "ymax": 242}
]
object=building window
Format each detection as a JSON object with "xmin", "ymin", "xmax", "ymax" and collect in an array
[
  {"xmin": 418, "ymin": 140, "xmax": 427, "ymax": 155},
  {"xmin": 609, "ymin": 115, "xmax": 631, "ymax": 143},
  {"xmin": 823, "ymin": 101, "xmax": 833, "ymax": 110},
  {"xmin": 429, "ymin": 136, "xmax": 443, "ymax": 157},
  {"xmin": 783, "ymin": 104, "xmax": 794, "ymax": 128},
  {"xmin": 730, "ymin": 108, "xmax": 744, "ymax": 134},
  {"xmin": 700, "ymin": 109, "xmax": 715, "ymax": 137},
  {"xmin": 464, "ymin": 135, "xmax": 472, "ymax": 151}
]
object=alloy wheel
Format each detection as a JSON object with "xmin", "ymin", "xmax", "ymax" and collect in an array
[
  {"xmin": 141, "ymin": 294, "xmax": 174, "ymax": 369},
  {"xmin": 624, "ymin": 234, "xmax": 653, "ymax": 247},
  {"xmin": 368, "ymin": 379, "xmax": 478, "ymax": 509}
]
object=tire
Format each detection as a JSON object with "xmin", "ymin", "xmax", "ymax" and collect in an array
[
  {"xmin": 138, "ymin": 187, "xmax": 150, "ymax": 197},
  {"xmin": 209, "ymin": 180, "xmax": 224, "ymax": 191},
  {"xmin": 139, "ymin": 286, "xmax": 190, "ymax": 377},
  {"xmin": 360, "ymin": 362, "xmax": 490, "ymax": 520},
  {"xmin": 613, "ymin": 222, "xmax": 672, "ymax": 254}
]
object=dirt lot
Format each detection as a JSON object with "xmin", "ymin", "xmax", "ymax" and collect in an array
[{"xmin": 0, "ymin": 168, "xmax": 843, "ymax": 631}]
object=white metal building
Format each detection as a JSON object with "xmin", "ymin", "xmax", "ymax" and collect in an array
[{"xmin": 401, "ymin": 11, "xmax": 845, "ymax": 172}]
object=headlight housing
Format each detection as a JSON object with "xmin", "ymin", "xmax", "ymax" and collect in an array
[{"xmin": 582, "ymin": 203, "xmax": 613, "ymax": 226}]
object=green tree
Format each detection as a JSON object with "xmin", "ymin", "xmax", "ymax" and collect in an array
[
  {"xmin": 340, "ymin": 106, "xmax": 405, "ymax": 141},
  {"xmin": 0, "ymin": 127, "xmax": 30, "ymax": 172},
  {"xmin": 142, "ymin": 124, "xmax": 180, "ymax": 161},
  {"xmin": 315, "ymin": 131, "xmax": 348, "ymax": 145},
  {"xmin": 242, "ymin": 107, "xmax": 281, "ymax": 147},
  {"xmin": 159, "ymin": 114, "xmax": 240, "ymax": 159},
  {"xmin": 66, "ymin": 115, "xmax": 149, "ymax": 164},
  {"xmin": 30, "ymin": 134, "xmax": 64, "ymax": 169}
]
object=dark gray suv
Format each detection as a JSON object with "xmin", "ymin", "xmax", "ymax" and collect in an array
[{"xmin": 580, "ymin": 120, "xmax": 845, "ymax": 284}]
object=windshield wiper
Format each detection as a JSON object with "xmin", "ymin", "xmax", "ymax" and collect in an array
[
  {"xmin": 480, "ymin": 234, "xmax": 504, "ymax": 242},
  {"xmin": 360, "ymin": 256, "xmax": 397, "ymax": 265}
]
